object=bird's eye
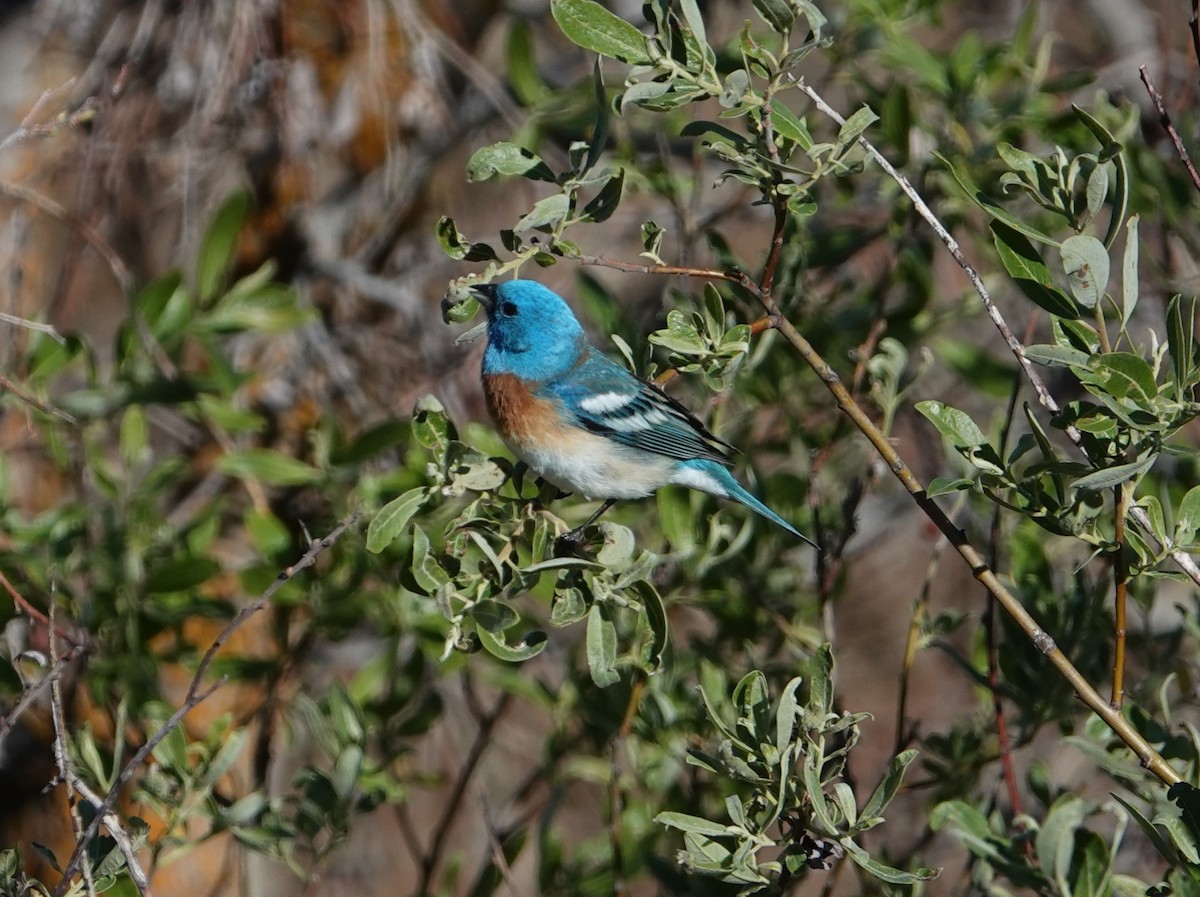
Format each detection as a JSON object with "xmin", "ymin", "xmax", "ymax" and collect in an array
[{"xmin": 501, "ymin": 301, "xmax": 519, "ymax": 317}]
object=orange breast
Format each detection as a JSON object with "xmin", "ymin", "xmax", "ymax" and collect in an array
[{"xmin": 482, "ymin": 373, "xmax": 566, "ymax": 444}]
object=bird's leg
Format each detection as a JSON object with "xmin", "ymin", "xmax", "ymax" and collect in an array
[{"xmin": 555, "ymin": 499, "xmax": 617, "ymax": 554}]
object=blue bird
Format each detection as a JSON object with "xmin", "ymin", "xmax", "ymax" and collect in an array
[{"xmin": 470, "ymin": 279, "xmax": 816, "ymax": 549}]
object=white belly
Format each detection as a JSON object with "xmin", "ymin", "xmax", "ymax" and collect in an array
[{"xmin": 509, "ymin": 429, "xmax": 674, "ymax": 499}]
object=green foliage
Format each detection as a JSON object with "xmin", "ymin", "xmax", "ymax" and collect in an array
[
  {"xmin": 660, "ymin": 650, "xmax": 934, "ymax": 890},
  {"xmin": 366, "ymin": 396, "xmax": 668, "ymax": 684},
  {"xmin": 6, "ymin": 1, "xmax": 1200, "ymax": 896}
]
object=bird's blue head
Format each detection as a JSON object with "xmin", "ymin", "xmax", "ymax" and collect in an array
[{"xmin": 472, "ymin": 280, "xmax": 586, "ymax": 381}]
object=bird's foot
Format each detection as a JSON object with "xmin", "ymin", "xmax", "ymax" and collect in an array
[{"xmin": 553, "ymin": 526, "xmax": 589, "ymax": 557}]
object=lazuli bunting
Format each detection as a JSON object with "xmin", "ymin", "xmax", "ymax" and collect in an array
[{"xmin": 470, "ymin": 279, "xmax": 816, "ymax": 549}]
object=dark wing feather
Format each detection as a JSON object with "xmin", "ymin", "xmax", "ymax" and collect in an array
[{"xmin": 543, "ymin": 348, "xmax": 735, "ymax": 466}]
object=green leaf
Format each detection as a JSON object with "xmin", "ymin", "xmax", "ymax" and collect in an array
[
  {"xmin": 550, "ymin": 586, "xmax": 587, "ymax": 626},
  {"xmin": 633, "ymin": 580, "xmax": 668, "ymax": 673},
  {"xmin": 466, "ymin": 142, "xmax": 556, "ymax": 183},
  {"xmin": 515, "ymin": 193, "xmax": 571, "ymax": 232},
  {"xmin": 678, "ymin": 0, "xmax": 708, "ymax": 60},
  {"xmin": 1023, "ymin": 344, "xmax": 1092, "ymax": 367},
  {"xmin": 367, "ymin": 487, "xmax": 428, "ymax": 553},
  {"xmin": 134, "ymin": 272, "xmax": 190, "ymax": 340},
  {"xmin": 640, "ymin": 220, "xmax": 665, "ymax": 261},
  {"xmin": 1091, "ymin": 352, "xmax": 1157, "ymax": 403},
  {"xmin": 476, "ymin": 627, "xmax": 549, "ymax": 662},
  {"xmin": 619, "ymin": 79, "xmax": 672, "ymax": 112},
  {"xmin": 584, "ymin": 61, "xmax": 610, "ymax": 176},
  {"xmin": 245, "ymin": 508, "xmax": 290, "ymax": 556},
  {"xmin": 119, "ymin": 405, "xmax": 148, "ymax": 466},
  {"xmin": 1073, "ymin": 104, "xmax": 1128, "ymax": 248},
  {"xmin": 216, "ymin": 449, "xmax": 323, "ymax": 486},
  {"xmin": 991, "ymin": 222, "xmax": 1078, "ymax": 319},
  {"xmin": 201, "ymin": 284, "xmax": 314, "ymax": 333},
  {"xmin": 769, "ymin": 98, "xmax": 814, "ymax": 150},
  {"xmin": 580, "ymin": 169, "xmax": 624, "ymax": 223},
  {"xmin": 595, "ymin": 521, "xmax": 635, "ymax": 568},
  {"xmin": 412, "ymin": 395, "xmax": 454, "ymax": 454},
  {"xmin": 586, "ymin": 603, "xmax": 620, "ymax": 687},
  {"xmin": 506, "ymin": 19, "xmax": 546, "ymax": 106},
  {"xmin": 859, "ymin": 749, "xmax": 918, "ymax": 823},
  {"xmin": 841, "ymin": 840, "xmax": 938, "ymax": 883},
  {"xmin": 1072, "ymin": 454, "xmax": 1156, "ymax": 492},
  {"xmin": 774, "ymin": 676, "xmax": 802, "ymax": 755},
  {"xmin": 198, "ymin": 191, "xmax": 250, "ymax": 303},
  {"xmin": 1175, "ymin": 485, "xmax": 1200, "ymax": 545},
  {"xmin": 925, "ymin": 476, "xmax": 974, "ymax": 497},
  {"xmin": 657, "ymin": 486, "xmax": 696, "ymax": 552},
  {"xmin": 1169, "ymin": 781, "xmax": 1200, "ymax": 846},
  {"xmin": 1060, "ymin": 235, "xmax": 1109, "ymax": 310},
  {"xmin": 551, "ymin": 0, "xmax": 652, "ymax": 64},
  {"xmin": 1121, "ymin": 214, "xmax": 1139, "ymax": 329},
  {"xmin": 936, "ymin": 152, "xmax": 1057, "ymax": 246},
  {"xmin": 470, "ymin": 599, "xmax": 520, "ymax": 633},
  {"xmin": 807, "ymin": 644, "xmax": 834, "ymax": 718},
  {"xmin": 752, "ymin": 0, "xmax": 794, "ymax": 32},
  {"xmin": 1038, "ymin": 795, "xmax": 1089, "ymax": 891},
  {"xmin": 836, "ymin": 105, "xmax": 878, "ymax": 145},
  {"xmin": 144, "ymin": 557, "xmax": 220, "ymax": 593},
  {"xmin": 435, "ymin": 217, "xmax": 498, "ymax": 262},
  {"xmin": 915, "ymin": 400, "xmax": 987, "ymax": 447},
  {"xmin": 655, "ymin": 812, "xmax": 730, "ymax": 837},
  {"xmin": 1167, "ymin": 294, "xmax": 1197, "ymax": 395},
  {"xmin": 411, "ymin": 526, "xmax": 451, "ymax": 594},
  {"xmin": 649, "ymin": 310, "xmax": 704, "ymax": 354}
]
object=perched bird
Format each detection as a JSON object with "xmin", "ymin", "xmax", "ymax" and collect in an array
[{"xmin": 471, "ymin": 279, "xmax": 816, "ymax": 549}]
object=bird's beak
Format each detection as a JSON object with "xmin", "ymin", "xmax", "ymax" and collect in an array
[{"xmin": 469, "ymin": 283, "xmax": 497, "ymax": 311}]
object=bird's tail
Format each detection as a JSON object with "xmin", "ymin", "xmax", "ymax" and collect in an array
[{"xmin": 682, "ymin": 460, "xmax": 818, "ymax": 549}]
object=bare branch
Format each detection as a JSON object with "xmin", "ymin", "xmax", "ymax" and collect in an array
[{"xmin": 50, "ymin": 508, "xmax": 363, "ymax": 896}]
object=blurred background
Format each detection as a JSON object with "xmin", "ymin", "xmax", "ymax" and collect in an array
[{"xmin": 0, "ymin": 0, "xmax": 1197, "ymax": 894}]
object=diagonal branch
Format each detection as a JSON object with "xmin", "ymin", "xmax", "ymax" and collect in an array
[
  {"xmin": 577, "ymin": 252, "xmax": 1183, "ymax": 787},
  {"xmin": 796, "ymin": 79, "xmax": 1200, "ymax": 590}
]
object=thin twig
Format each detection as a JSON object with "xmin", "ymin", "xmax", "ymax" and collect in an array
[
  {"xmin": 987, "ymin": 360, "xmax": 1031, "ymax": 857},
  {"xmin": 0, "ymin": 86, "xmax": 96, "ymax": 154},
  {"xmin": 63, "ymin": 773, "xmax": 154, "ymax": 897},
  {"xmin": 1139, "ymin": 67, "xmax": 1200, "ymax": 196},
  {"xmin": 417, "ymin": 685, "xmax": 513, "ymax": 894},
  {"xmin": 0, "ymin": 182, "xmax": 132, "ymax": 294},
  {"xmin": 48, "ymin": 595, "xmax": 97, "ymax": 897},
  {"xmin": 1112, "ymin": 484, "xmax": 1129, "ymax": 710},
  {"xmin": 0, "ymin": 312, "xmax": 68, "ymax": 344},
  {"xmin": 608, "ymin": 676, "xmax": 645, "ymax": 897},
  {"xmin": 797, "ymin": 79, "xmax": 1200, "ymax": 590},
  {"xmin": 893, "ymin": 497, "xmax": 960, "ymax": 755},
  {"xmin": 576, "ymin": 255, "xmax": 737, "ymax": 283},
  {"xmin": 51, "ymin": 509, "xmax": 362, "ymax": 896},
  {"xmin": 0, "ymin": 568, "xmax": 79, "ymax": 645},
  {"xmin": 1191, "ymin": 0, "xmax": 1200, "ymax": 75},
  {"xmin": 480, "ymin": 805, "xmax": 522, "ymax": 897},
  {"xmin": 0, "ymin": 370, "xmax": 78, "ymax": 424}
]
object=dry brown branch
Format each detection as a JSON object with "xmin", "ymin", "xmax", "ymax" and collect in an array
[{"xmin": 1139, "ymin": 66, "xmax": 1200, "ymax": 196}]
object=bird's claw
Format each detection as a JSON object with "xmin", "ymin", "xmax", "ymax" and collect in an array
[{"xmin": 554, "ymin": 527, "xmax": 588, "ymax": 557}]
